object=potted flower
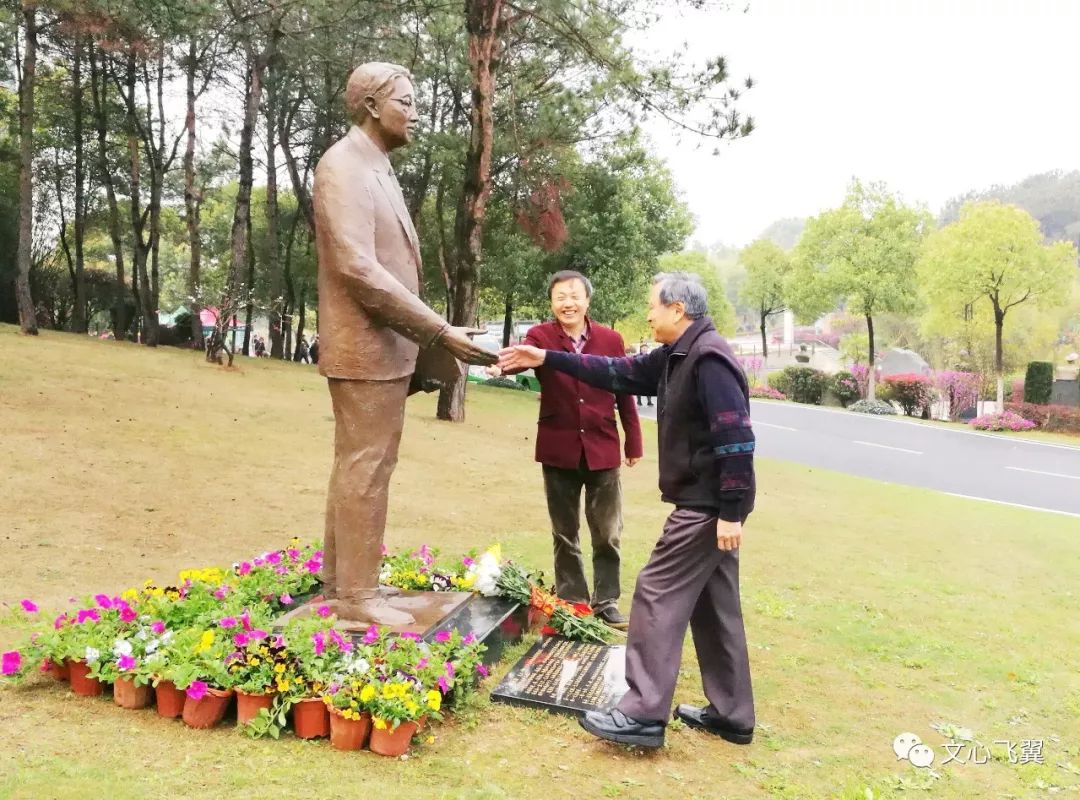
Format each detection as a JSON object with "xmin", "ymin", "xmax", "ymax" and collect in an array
[
  {"xmin": 159, "ymin": 627, "xmax": 235, "ymax": 729},
  {"xmin": 280, "ymin": 610, "xmax": 351, "ymax": 739},
  {"xmin": 220, "ymin": 609, "xmax": 286, "ymax": 725},
  {"xmin": 322, "ymin": 681, "xmax": 374, "ymax": 751},
  {"xmin": 364, "ymin": 676, "xmax": 433, "ymax": 757}
]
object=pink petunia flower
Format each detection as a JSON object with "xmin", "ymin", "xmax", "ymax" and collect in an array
[
  {"xmin": 445, "ymin": 661, "xmax": 455, "ymax": 678},
  {"xmin": 54, "ymin": 613, "xmax": 69, "ymax": 630},
  {"xmin": 362, "ymin": 625, "xmax": 380, "ymax": 645},
  {"xmin": 237, "ymin": 562, "xmax": 252, "ymax": 576},
  {"xmin": 415, "ymin": 657, "xmax": 428, "ymax": 670},
  {"xmin": 117, "ymin": 654, "xmax": 136, "ymax": 671},
  {"xmin": 437, "ymin": 674, "xmax": 450, "ymax": 694},
  {"xmin": 400, "ymin": 632, "xmax": 422, "ymax": 642},
  {"xmin": 249, "ymin": 629, "xmax": 268, "ymax": 641},
  {"xmin": 312, "ymin": 632, "xmax": 326, "ymax": 656},
  {"xmin": 185, "ymin": 680, "xmax": 208, "ymax": 700},
  {"xmin": 286, "ymin": 548, "xmax": 300, "ymax": 561},
  {"xmin": 462, "ymin": 556, "xmax": 475, "ymax": 567},
  {"xmin": 463, "ymin": 633, "xmax": 477, "ymax": 645},
  {"xmin": 233, "ymin": 632, "xmax": 250, "ymax": 648},
  {"xmin": 316, "ymin": 605, "xmax": 332, "ymax": 618},
  {"xmin": 279, "ymin": 593, "xmax": 293, "ymax": 605},
  {"xmin": 2, "ymin": 651, "xmax": 21, "ymax": 675},
  {"xmin": 304, "ymin": 558, "xmax": 321, "ymax": 575},
  {"xmin": 77, "ymin": 608, "xmax": 100, "ymax": 624},
  {"xmin": 151, "ymin": 621, "xmax": 166, "ymax": 635},
  {"xmin": 275, "ymin": 566, "xmax": 288, "ymax": 576},
  {"xmin": 239, "ymin": 611, "xmax": 252, "ymax": 631},
  {"xmin": 253, "ymin": 557, "xmax": 265, "ymax": 567},
  {"xmin": 476, "ymin": 663, "xmax": 489, "ymax": 678},
  {"xmin": 272, "ymin": 636, "xmax": 285, "ymax": 649},
  {"xmin": 94, "ymin": 594, "xmax": 113, "ymax": 610},
  {"xmin": 266, "ymin": 552, "xmax": 282, "ymax": 565},
  {"xmin": 119, "ymin": 605, "xmax": 137, "ymax": 623},
  {"xmin": 213, "ymin": 585, "xmax": 230, "ymax": 600},
  {"xmin": 20, "ymin": 599, "xmax": 38, "ymax": 614},
  {"xmin": 434, "ymin": 630, "xmax": 452, "ymax": 644},
  {"xmin": 219, "ymin": 616, "xmax": 238, "ymax": 629}
]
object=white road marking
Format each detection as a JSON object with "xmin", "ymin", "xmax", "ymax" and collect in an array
[
  {"xmin": 853, "ymin": 440, "xmax": 923, "ymax": 455},
  {"xmin": 943, "ymin": 492, "xmax": 1080, "ymax": 519},
  {"xmin": 756, "ymin": 422, "xmax": 798, "ymax": 431},
  {"xmin": 1005, "ymin": 466, "xmax": 1080, "ymax": 481}
]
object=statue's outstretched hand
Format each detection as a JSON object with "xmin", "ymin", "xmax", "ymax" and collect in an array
[
  {"xmin": 498, "ymin": 345, "xmax": 546, "ymax": 372},
  {"xmin": 440, "ymin": 326, "xmax": 497, "ymax": 365}
]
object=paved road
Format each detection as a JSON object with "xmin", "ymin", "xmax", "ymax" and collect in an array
[{"xmin": 637, "ymin": 400, "xmax": 1080, "ymax": 517}]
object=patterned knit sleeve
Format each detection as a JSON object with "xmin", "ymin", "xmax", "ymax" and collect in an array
[
  {"xmin": 697, "ymin": 355, "xmax": 755, "ymax": 522},
  {"xmin": 544, "ymin": 347, "xmax": 664, "ymax": 396}
]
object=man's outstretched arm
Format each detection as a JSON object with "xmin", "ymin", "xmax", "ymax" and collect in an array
[{"xmin": 498, "ymin": 345, "xmax": 665, "ymax": 396}]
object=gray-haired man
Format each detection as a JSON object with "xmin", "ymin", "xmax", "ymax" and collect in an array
[{"xmin": 499, "ymin": 272, "xmax": 756, "ymax": 749}]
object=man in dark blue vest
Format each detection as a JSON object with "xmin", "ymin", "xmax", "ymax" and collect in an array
[{"xmin": 498, "ymin": 271, "xmax": 756, "ymax": 749}]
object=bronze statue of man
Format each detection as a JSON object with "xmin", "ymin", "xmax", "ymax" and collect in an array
[{"xmin": 312, "ymin": 62, "xmax": 495, "ymax": 626}]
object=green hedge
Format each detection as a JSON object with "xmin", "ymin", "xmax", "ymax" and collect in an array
[
  {"xmin": 781, "ymin": 366, "xmax": 828, "ymax": 405},
  {"xmin": 1023, "ymin": 362, "xmax": 1054, "ymax": 405}
]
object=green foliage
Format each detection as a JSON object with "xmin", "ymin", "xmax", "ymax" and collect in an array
[
  {"xmin": 1023, "ymin": 362, "xmax": 1054, "ymax": 405},
  {"xmin": 790, "ymin": 180, "xmax": 932, "ymax": 366},
  {"xmin": 830, "ymin": 371, "xmax": 860, "ymax": 407},
  {"xmin": 781, "ymin": 366, "xmax": 828, "ymax": 405},
  {"xmin": 767, "ymin": 369, "xmax": 791, "ymax": 395},
  {"xmin": 657, "ymin": 251, "xmax": 735, "ymax": 334},
  {"xmin": 918, "ymin": 201, "xmax": 1077, "ymax": 385},
  {"xmin": 739, "ymin": 238, "xmax": 790, "ymax": 327}
]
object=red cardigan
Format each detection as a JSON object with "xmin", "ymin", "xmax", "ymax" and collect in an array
[{"xmin": 521, "ymin": 319, "xmax": 643, "ymax": 470}]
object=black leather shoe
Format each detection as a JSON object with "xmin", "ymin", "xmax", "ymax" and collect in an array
[
  {"xmin": 674, "ymin": 705, "xmax": 754, "ymax": 744},
  {"xmin": 579, "ymin": 709, "xmax": 665, "ymax": 748},
  {"xmin": 595, "ymin": 606, "xmax": 629, "ymax": 630}
]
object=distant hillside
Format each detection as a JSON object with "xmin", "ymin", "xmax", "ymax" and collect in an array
[{"xmin": 940, "ymin": 170, "xmax": 1080, "ymax": 243}]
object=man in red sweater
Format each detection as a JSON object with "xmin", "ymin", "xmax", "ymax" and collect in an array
[{"xmin": 496, "ymin": 270, "xmax": 643, "ymax": 629}]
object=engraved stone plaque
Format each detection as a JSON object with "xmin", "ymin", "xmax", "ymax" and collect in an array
[{"xmin": 490, "ymin": 636, "xmax": 627, "ymax": 715}]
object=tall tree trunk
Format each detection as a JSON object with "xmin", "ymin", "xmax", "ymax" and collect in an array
[
  {"xmin": 866, "ymin": 312, "xmax": 876, "ymax": 401},
  {"xmin": 437, "ymin": 0, "xmax": 504, "ymax": 422},
  {"xmin": 243, "ymin": 208, "xmax": 255, "ymax": 356},
  {"xmin": 278, "ymin": 101, "xmax": 314, "ymax": 239},
  {"xmin": 71, "ymin": 36, "xmax": 87, "ymax": 333},
  {"xmin": 225, "ymin": 54, "xmax": 263, "ymax": 335},
  {"xmin": 502, "ymin": 292, "xmax": 512, "ymax": 347},
  {"xmin": 14, "ymin": 0, "xmax": 38, "ymax": 335},
  {"xmin": 994, "ymin": 301, "xmax": 1005, "ymax": 408},
  {"xmin": 183, "ymin": 38, "xmax": 204, "ymax": 349},
  {"xmin": 89, "ymin": 45, "xmax": 128, "ymax": 339},
  {"xmin": 265, "ymin": 44, "xmax": 284, "ymax": 358},
  {"xmin": 759, "ymin": 310, "xmax": 768, "ymax": 360},
  {"xmin": 123, "ymin": 53, "xmax": 148, "ymax": 342},
  {"xmin": 293, "ymin": 287, "xmax": 306, "ymax": 361},
  {"xmin": 282, "ymin": 205, "xmax": 299, "ymax": 360}
]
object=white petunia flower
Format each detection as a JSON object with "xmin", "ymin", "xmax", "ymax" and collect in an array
[{"xmin": 85, "ymin": 646, "xmax": 100, "ymax": 663}]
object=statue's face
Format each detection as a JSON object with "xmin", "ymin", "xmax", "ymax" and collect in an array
[{"xmin": 372, "ymin": 76, "xmax": 419, "ymax": 150}]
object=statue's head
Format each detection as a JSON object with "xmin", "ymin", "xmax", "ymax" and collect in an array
[{"xmin": 345, "ymin": 62, "xmax": 418, "ymax": 152}]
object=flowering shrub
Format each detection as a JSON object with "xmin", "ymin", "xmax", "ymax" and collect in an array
[
  {"xmin": 829, "ymin": 371, "xmax": 860, "ymax": 407},
  {"xmin": 1005, "ymin": 402, "xmax": 1080, "ymax": 435},
  {"xmin": 737, "ymin": 356, "xmax": 765, "ymax": 388},
  {"xmin": 750, "ymin": 385, "xmax": 787, "ymax": 401},
  {"xmin": 969, "ymin": 411, "xmax": 1037, "ymax": 432},
  {"xmin": 850, "ymin": 363, "xmax": 871, "ymax": 399},
  {"xmin": 848, "ymin": 399, "xmax": 897, "ymax": 415},
  {"xmin": 879, "ymin": 373, "xmax": 934, "ymax": 417},
  {"xmin": 934, "ymin": 371, "xmax": 981, "ymax": 420}
]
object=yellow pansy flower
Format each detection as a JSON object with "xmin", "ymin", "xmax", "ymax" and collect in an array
[
  {"xmin": 425, "ymin": 690, "xmax": 442, "ymax": 711},
  {"xmin": 373, "ymin": 718, "xmax": 387, "ymax": 730},
  {"xmin": 359, "ymin": 684, "xmax": 375, "ymax": 703},
  {"xmin": 274, "ymin": 663, "xmax": 286, "ymax": 674}
]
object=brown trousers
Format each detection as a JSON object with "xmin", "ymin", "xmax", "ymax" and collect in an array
[
  {"xmin": 616, "ymin": 507, "xmax": 755, "ymax": 727},
  {"xmin": 322, "ymin": 377, "xmax": 409, "ymax": 602},
  {"xmin": 541, "ymin": 463, "xmax": 623, "ymax": 613}
]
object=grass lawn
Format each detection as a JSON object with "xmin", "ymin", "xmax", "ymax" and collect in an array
[{"xmin": 2, "ymin": 324, "xmax": 1079, "ymax": 799}]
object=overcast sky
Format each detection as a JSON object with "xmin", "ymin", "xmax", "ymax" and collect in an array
[{"xmin": 635, "ymin": 0, "xmax": 1080, "ymax": 248}]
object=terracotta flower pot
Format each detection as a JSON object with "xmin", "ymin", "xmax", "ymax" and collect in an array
[
  {"xmin": 236, "ymin": 691, "xmax": 274, "ymax": 725},
  {"xmin": 292, "ymin": 698, "xmax": 330, "ymax": 739},
  {"xmin": 155, "ymin": 680, "xmax": 186, "ymax": 719},
  {"xmin": 369, "ymin": 720, "xmax": 418, "ymax": 757},
  {"xmin": 182, "ymin": 687, "xmax": 233, "ymax": 729},
  {"xmin": 329, "ymin": 709, "xmax": 372, "ymax": 751},
  {"xmin": 45, "ymin": 659, "xmax": 70, "ymax": 682},
  {"xmin": 113, "ymin": 676, "xmax": 153, "ymax": 709},
  {"xmin": 69, "ymin": 660, "xmax": 103, "ymax": 697}
]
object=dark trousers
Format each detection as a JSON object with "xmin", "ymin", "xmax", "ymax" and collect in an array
[
  {"xmin": 322, "ymin": 377, "xmax": 409, "ymax": 602},
  {"xmin": 616, "ymin": 507, "xmax": 754, "ymax": 726},
  {"xmin": 541, "ymin": 463, "xmax": 623, "ymax": 613}
]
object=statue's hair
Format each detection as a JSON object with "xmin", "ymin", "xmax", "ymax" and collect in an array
[{"xmin": 345, "ymin": 62, "xmax": 413, "ymax": 125}]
